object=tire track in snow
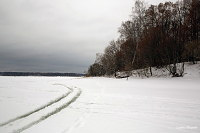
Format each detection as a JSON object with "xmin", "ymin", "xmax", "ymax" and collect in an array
[
  {"xmin": 15, "ymin": 86, "xmax": 81, "ymax": 133},
  {"xmin": 0, "ymin": 84, "xmax": 81, "ymax": 133},
  {"xmin": 0, "ymin": 91, "xmax": 71, "ymax": 127}
]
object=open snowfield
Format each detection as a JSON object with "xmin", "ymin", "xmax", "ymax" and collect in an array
[{"xmin": 0, "ymin": 63, "xmax": 200, "ymax": 133}]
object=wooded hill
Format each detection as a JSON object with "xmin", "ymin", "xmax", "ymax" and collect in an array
[{"xmin": 88, "ymin": 0, "xmax": 200, "ymax": 77}]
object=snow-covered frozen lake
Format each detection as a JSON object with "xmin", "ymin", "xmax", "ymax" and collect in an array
[{"xmin": 0, "ymin": 75, "xmax": 200, "ymax": 133}]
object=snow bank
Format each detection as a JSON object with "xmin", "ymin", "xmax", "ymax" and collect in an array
[{"xmin": 117, "ymin": 62, "xmax": 200, "ymax": 79}]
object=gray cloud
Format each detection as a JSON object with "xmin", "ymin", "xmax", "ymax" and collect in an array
[{"xmin": 0, "ymin": 0, "xmax": 175, "ymax": 73}]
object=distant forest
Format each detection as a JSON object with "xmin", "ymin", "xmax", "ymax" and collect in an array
[
  {"xmin": 0, "ymin": 72, "xmax": 84, "ymax": 77},
  {"xmin": 88, "ymin": 0, "xmax": 200, "ymax": 77}
]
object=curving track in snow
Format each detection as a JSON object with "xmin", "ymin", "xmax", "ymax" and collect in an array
[{"xmin": 0, "ymin": 84, "xmax": 81, "ymax": 133}]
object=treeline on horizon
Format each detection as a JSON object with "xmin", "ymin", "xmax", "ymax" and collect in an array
[
  {"xmin": 88, "ymin": 0, "xmax": 200, "ymax": 77},
  {"xmin": 0, "ymin": 72, "xmax": 84, "ymax": 77}
]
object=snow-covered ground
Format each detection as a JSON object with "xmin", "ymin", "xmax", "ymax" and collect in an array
[{"xmin": 0, "ymin": 63, "xmax": 200, "ymax": 133}]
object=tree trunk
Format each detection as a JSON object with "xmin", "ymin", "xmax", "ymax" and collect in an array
[{"xmin": 149, "ymin": 66, "xmax": 152, "ymax": 76}]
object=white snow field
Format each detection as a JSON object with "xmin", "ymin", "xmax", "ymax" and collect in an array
[{"xmin": 0, "ymin": 63, "xmax": 200, "ymax": 133}]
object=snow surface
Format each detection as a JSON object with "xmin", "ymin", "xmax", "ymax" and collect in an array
[{"xmin": 0, "ymin": 63, "xmax": 200, "ymax": 133}]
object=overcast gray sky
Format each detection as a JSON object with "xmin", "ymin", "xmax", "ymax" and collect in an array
[{"xmin": 0, "ymin": 0, "xmax": 175, "ymax": 73}]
